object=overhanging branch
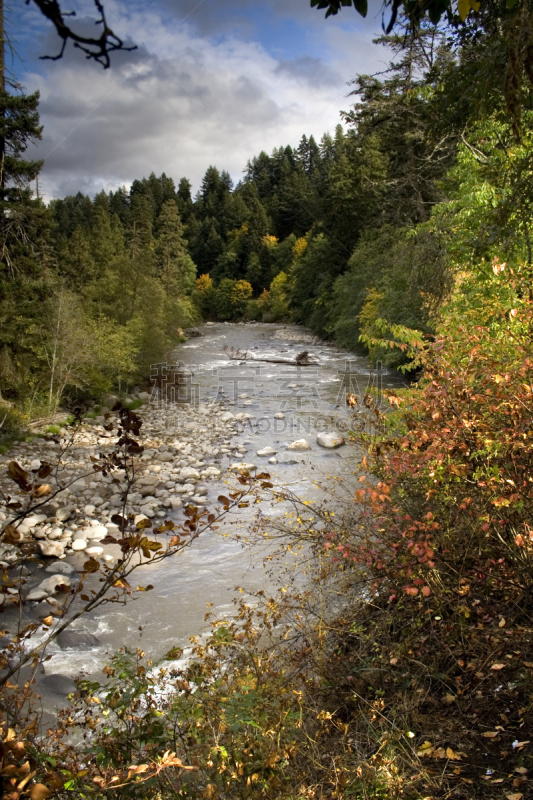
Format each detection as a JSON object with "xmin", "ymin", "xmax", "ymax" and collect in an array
[{"xmin": 27, "ymin": 0, "xmax": 137, "ymax": 68}]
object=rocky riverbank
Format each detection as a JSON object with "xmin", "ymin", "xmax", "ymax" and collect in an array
[{"xmin": 0, "ymin": 397, "xmax": 256, "ymax": 614}]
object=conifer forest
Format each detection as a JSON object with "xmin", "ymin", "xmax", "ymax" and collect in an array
[{"xmin": 2, "ymin": 1, "xmax": 533, "ymax": 799}]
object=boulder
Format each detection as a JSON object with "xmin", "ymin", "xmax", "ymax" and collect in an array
[
  {"xmin": 180, "ymin": 467, "xmax": 200, "ymax": 480},
  {"xmin": 41, "ymin": 674, "xmax": 78, "ymax": 696},
  {"xmin": 138, "ymin": 391, "xmax": 151, "ymax": 403},
  {"xmin": 38, "ymin": 540, "xmax": 65, "ymax": 558},
  {"xmin": 257, "ymin": 446, "xmax": 276, "ymax": 457},
  {"xmin": 37, "ymin": 575, "xmax": 71, "ymax": 595},
  {"xmin": 86, "ymin": 525, "xmax": 108, "ymax": 541},
  {"xmin": 317, "ymin": 432, "xmax": 345, "ymax": 449},
  {"xmin": 56, "ymin": 630, "xmax": 99, "ymax": 650},
  {"xmin": 56, "ymin": 506, "xmax": 74, "ymax": 522},
  {"xmin": 287, "ymin": 439, "xmax": 311, "ymax": 451},
  {"xmin": 26, "ymin": 589, "xmax": 48, "ymax": 602},
  {"xmin": 25, "ymin": 514, "xmax": 47, "ymax": 529},
  {"xmin": 85, "ymin": 546, "xmax": 104, "ymax": 557},
  {"xmin": 45, "ymin": 561, "xmax": 75, "ymax": 575},
  {"xmin": 229, "ymin": 462, "xmax": 257, "ymax": 472}
]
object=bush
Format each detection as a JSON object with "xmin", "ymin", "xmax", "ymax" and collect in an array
[{"xmin": 214, "ymin": 278, "xmax": 253, "ymax": 320}]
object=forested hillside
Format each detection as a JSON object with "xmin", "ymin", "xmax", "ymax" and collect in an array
[
  {"xmin": 3, "ymin": 11, "xmax": 532, "ymax": 422},
  {"xmin": 3, "ymin": 3, "xmax": 533, "ymax": 799}
]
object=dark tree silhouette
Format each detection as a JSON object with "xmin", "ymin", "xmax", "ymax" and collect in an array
[{"xmin": 27, "ymin": 0, "xmax": 136, "ymax": 68}]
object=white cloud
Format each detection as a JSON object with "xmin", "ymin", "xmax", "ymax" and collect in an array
[{"xmin": 22, "ymin": 1, "xmax": 382, "ymax": 200}]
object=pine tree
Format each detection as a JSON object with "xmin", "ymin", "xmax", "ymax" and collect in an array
[
  {"xmin": 0, "ymin": 0, "xmax": 51, "ymax": 400},
  {"xmin": 155, "ymin": 199, "xmax": 196, "ymax": 294}
]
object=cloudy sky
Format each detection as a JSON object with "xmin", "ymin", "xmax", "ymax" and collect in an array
[{"xmin": 10, "ymin": 0, "xmax": 389, "ymax": 200}]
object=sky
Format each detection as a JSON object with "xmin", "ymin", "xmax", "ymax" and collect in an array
[{"xmin": 9, "ymin": 0, "xmax": 390, "ymax": 200}]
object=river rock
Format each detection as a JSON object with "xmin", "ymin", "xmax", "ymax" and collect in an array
[
  {"xmin": 180, "ymin": 467, "xmax": 200, "ymax": 480},
  {"xmin": 169, "ymin": 496, "xmax": 182, "ymax": 510},
  {"xmin": 317, "ymin": 432, "xmax": 345, "ymax": 449},
  {"xmin": 56, "ymin": 630, "xmax": 99, "ymax": 650},
  {"xmin": 202, "ymin": 466, "xmax": 221, "ymax": 478},
  {"xmin": 71, "ymin": 539, "xmax": 87, "ymax": 551},
  {"xmin": 138, "ymin": 391, "xmax": 151, "ymax": 403},
  {"xmin": 37, "ymin": 575, "xmax": 71, "ymax": 595},
  {"xmin": 38, "ymin": 540, "xmax": 65, "ymax": 558},
  {"xmin": 229, "ymin": 462, "xmax": 257, "ymax": 472},
  {"xmin": 220, "ymin": 412, "xmax": 234, "ymax": 422},
  {"xmin": 26, "ymin": 589, "xmax": 48, "ymax": 602},
  {"xmin": 83, "ymin": 504, "xmax": 96, "ymax": 516},
  {"xmin": 287, "ymin": 439, "xmax": 311, "ymax": 451},
  {"xmin": 85, "ymin": 546, "xmax": 104, "ymax": 557},
  {"xmin": 41, "ymin": 674, "xmax": 78, "ymax": 696},
  {"xmin": 56, "ymin": 506, "xmax": 74, "ymax": 522},
  {"xmin": 25, "ymin": 514, "xmax": 47, "ymax": 529},
  {"xmin": 86, "ymin": 525, "xmax": 108, "ymax": 541},
  {"xmin": 45, "ymin": 561, "xmax": 75, "ymax": 575},
  {"xmin": 268, "ymin": 457, "xmax": 278, "ymax": 464},
  {"xmin": 257, "ymin": 446, "xmax": 276, "ymax": 457},
  {"xmin": 47, "ymin": 527, "xmax": 63, "ymax": 540},
  {"xmin": 139, "ymin": 475, "xmax": 159, "ymax": 487}
]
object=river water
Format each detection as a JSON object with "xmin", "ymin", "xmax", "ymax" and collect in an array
[{"xmin": 37, "ymin": 322, "xmax": 406, "ymax": 703}]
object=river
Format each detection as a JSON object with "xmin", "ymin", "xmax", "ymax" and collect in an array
[{"xmin": 31, "ymin": 322, "xmax": 406, "ymax": 711}]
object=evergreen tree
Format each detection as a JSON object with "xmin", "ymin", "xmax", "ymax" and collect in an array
[{"xmin": 155, "ymin": 199, "xmax": 196, "ymax": 294}]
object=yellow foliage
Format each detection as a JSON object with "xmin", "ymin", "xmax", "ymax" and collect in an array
[
  {"xmin": 195, "ymin": 274, "xmax": 213, "ymax": 294},
  {"xmin": 261, "ymin": 235, "xmax": 278, "ymax": 250},
  {"xmin": 292, "ymin": 237, "xmax": 307, "ymax": 260}
]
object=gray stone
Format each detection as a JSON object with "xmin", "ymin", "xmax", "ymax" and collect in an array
[
  {"xmin": 41, "ymin": 674, "xmax": 78, "ymax": 696},
  {"xmin": 37, "ymin": 575, "xmax": 71, "ymax": 595},
  {"xmin": 257, "ymin": 446, "xmax": 276, "ymax": 457},
  {"xmin": 26, "ymin": 589, "xmax": 48, "ymax": 602},
  {"xmin": 85, "ymin": 546, "xmax": 104, "ymax": 557},
  {"xmin": 229, "ymin": 462, "xmax": 257, "ymax": 472},
  {"xmin": 25, "ymin": 514, "xmax": 47, "ymax": 529},
  {"xmin": 86, "ymin": 525, "xmax": 108, "ymax": 541},
  {"xmin": 45, "ymin": 561, "xmax": 75, "ymax": 575},
  {"xmin": 138, "ymin": 391, "xmax": 151, "ymax": 403},
  {"xmin": 180, "ymin": 467, "xmax": 200, "ymax": 480},
  {"xmin": 287, "ymin": 439, "xmax": 311, "ymax": 451},
  {"xmin": 317, "ymin": 432, "xmax": 345, "ymax": 449},
  {"xmin": 38, "ymin": 540, "xmax": 65, "ymax": 558},
  {"xmin": 56, "ymin": 506, "xmax": 74, "ymax": 522},
  {"xmin": 56, "ymin": 630, "xmax": 99, "ymax": 650}
]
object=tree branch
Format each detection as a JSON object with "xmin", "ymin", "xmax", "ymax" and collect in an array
[{"xmin": 27, "ymin": 0, "xmax": 137, "ymax": 69}]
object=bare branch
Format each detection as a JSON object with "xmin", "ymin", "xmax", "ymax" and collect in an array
[{"xmin": 27, "ymin": 0, "xmax": 137, "ymax": 69}]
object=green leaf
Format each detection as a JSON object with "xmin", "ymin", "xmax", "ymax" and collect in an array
[{"xmin": 352, "ymin": 0, "xmax": 367, "ymax": 15}]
